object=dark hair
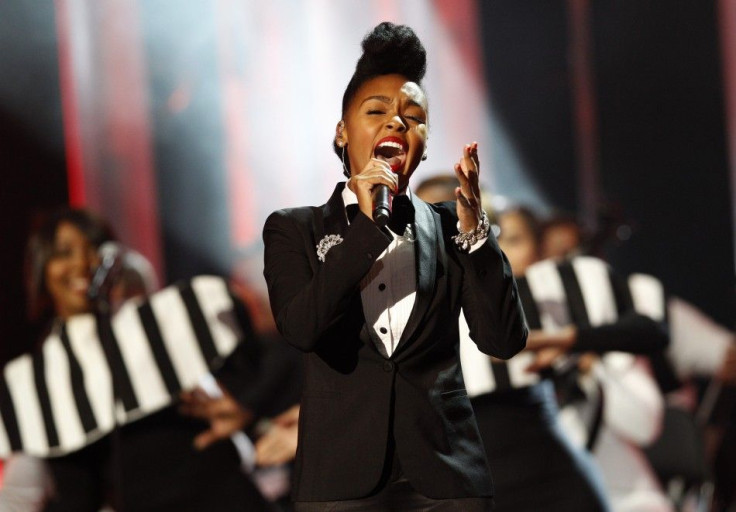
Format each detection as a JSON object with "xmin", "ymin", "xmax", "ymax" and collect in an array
[
  {"xmin": 414, "ymin": 175, "xmax": 460, "ymax": 203},
  {"xmin": 25, "ymin": 208, "xmax": 115, "ymax": 322},
  {"xmin": 540, "ymin": 212, "xmax": 588, "ymax": 256},
  {"xmin": 541, "ymin": 212, "xmax": 582, "ymax": 237},
  {"xmin": 497, "ymin": 206, "xmax": 543, "ymax": 247},
  {"xmin": 334, "ymin": 22, "xmax": 428, "ymax": 176}
]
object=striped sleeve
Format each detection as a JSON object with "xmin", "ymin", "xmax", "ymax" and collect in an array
[
  {"xmin": 42, "ymin": 334, "xmax": 87, "ymax": 454},
  {"xmin": 0, "ymin": 275, "xmax": 246, "ymax": 458},
  {"xmin": 5, "ymin": 355, "xmax": 48, "ymax": 454}
]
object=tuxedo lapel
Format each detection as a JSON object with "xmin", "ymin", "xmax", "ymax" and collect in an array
[
  {"xmin": 319, "ymin": 182, "xmax": 374, "ymax": 348},
  {"xmin": 318, "ymin": 182, "xmax": 350, "ymax": 243},
  {"xmin": 394, "ymin": 196, "xmax": 441, "ymax": 355}
]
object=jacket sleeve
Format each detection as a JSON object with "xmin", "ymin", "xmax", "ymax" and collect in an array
[
  {"xmin": 263, "ymin": 209, "xmax": 391, "ymax": 352},
  {"xmin": 573, "ymin": 312, "xmax": 669, "ymax": 354},
  {"xmin": 216, "ymin": 335, "xmax": 303, "ymax": 419},
  {"xmin": 454, "ymin": 220, "xmax": 528, "ymax": 360},
  {"xmin": 573, "ymin": 269, "xmax": 669, "ymax": 354}
]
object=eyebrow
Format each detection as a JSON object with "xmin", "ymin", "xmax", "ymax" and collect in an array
[
  {"xmin": 360, "ymin": 96, "xmax": 427, "ymax": 110},
  {"xmin": 360, "ymin": 95, "xmax": 392, "ymax": 105}
]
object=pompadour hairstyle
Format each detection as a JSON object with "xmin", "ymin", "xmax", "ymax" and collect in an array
[{"xmin": 334, "ymin": 22, "xmax": 427, "ymax": 176}]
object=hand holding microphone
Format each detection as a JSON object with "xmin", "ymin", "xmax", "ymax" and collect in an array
[
  {"xmin": 347, "ymin": 158, "xmax": 398, "ymax": 226},
  {"xmin": 371, "ymin": 184, "xmax": 391, "ymax": 227}
]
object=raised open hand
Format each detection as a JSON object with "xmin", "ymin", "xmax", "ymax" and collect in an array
[{"xmin": 453, "ymin": 142, "xmax": 483, "ymax": 232}]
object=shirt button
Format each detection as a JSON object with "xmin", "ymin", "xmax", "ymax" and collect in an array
[
  {"xmin": 378, "ymin": 283, "xmax": 386, "ymax": 291},
  {"xmin": 383, "ymin": 361, "xmax": 394, "ymax": 372},
  {"xmin": 379, "ymin": 327, "xmax": 388, "ymax": 334}
]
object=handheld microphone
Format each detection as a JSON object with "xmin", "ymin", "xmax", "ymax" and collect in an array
[
  {"xmin": 88, "ymin": 242, "xmax": 124, "ymax": 303},
  {"xmin": 372, "ymin": 185, "xmax": 391, "ymax": 227}
]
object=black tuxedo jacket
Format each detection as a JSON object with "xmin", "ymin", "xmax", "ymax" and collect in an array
[{"xmin": 263, "ymin": 183, "xmax": 527, "ymax": 501}]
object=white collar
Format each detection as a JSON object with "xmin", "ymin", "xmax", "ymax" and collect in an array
[{"xmin": 341, "ymin": 183, "xmax": 412, "ymax": 210}]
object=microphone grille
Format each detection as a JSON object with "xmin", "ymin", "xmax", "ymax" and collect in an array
[{"xmin": 98, "ymin": 241, "xmax": 123, "ymax": 260}]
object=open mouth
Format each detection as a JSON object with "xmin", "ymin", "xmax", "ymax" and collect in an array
[
  {"xmin": 373, "ymin": 137, "xmax": 408, "ymax": 172},
  {"xmin": 69, "ymin": 277, "xmax": 91, "ymax": 295}
]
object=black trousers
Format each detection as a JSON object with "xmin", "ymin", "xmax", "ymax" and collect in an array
[
  {"xmin": 471, "ymin": 382, "xmax": 610, "ymax": 512},
  {"xmin": 44, "ymin": 407, "xmax": 274, "ymax": 512}
]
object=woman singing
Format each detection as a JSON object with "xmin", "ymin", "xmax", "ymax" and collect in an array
[{"xmin": 263, "ymin": 22, "xmax": 528, "ymax": 511}]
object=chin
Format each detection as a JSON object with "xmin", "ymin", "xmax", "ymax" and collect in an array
[{"xmin": 69, "ymin": 300, "xmax": 92, "ymax": 316}]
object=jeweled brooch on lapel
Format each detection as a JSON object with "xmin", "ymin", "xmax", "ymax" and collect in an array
[{"xmin": 316, "ymin": 234, "xmax": 344, "ymax": 262}]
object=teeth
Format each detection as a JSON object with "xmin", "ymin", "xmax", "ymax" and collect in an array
[
  {"xmin": 70, "ymin": 278, "xmax": 90, "ymax": 292},
  {"xmin": 377, "ymin": 141, "xmax": 405, "ymax": 151}
]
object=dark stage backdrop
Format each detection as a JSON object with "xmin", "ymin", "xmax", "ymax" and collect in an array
[
  {"xmin": 479, "ymin": 0, "xmax": 577, "ymax": 214},
  {"xmin": 592, "ymin": 1, "xmax": 735, "ymax": 327},
  {"xmin": 0, "ymin": 2, "xmax": 68, "ymax": 363},
  {"xmin": 477, "ymin": 0, "xmax": 735, "ymax": 326}
]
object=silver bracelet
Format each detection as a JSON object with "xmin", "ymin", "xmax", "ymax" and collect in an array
[{"xmin": 452, "ymin": 210, "xmax": 490, "ymax": 251}]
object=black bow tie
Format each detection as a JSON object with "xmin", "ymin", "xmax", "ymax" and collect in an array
[
  {"xmin": 388, "ymin": 195, "xmax": 415, "ymax": 235},
  {"xmin": 345, "ymin": 195, "xmax": 415, "ymax": 235}
]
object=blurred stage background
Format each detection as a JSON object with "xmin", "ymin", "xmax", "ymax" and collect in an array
[{"xmin": 0, "ymin": 0, "xmax": 734, "ymax": 363}]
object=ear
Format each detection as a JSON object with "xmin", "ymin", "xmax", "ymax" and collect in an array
[{"xmin": 335, "ymin": 120, "xmax": 347, "ymax": 147}]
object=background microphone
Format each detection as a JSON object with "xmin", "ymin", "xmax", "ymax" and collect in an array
[
  {"xmin": 372, "ymin": 185, "xmax": 391, "ymax": 227},
  {"xmin": 88, "ymin": 241, "xmax": 124, "ymax": 303}
]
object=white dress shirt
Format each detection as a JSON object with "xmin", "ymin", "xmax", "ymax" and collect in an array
[
  {"xmin": 342, "ymin": 186, "xmax": 416, "ymax": 358},
  {"xmin": 342, "ymin": 185, "xmax": 487, "ymax": 358},
  {"xmin": 667, "ymin": 296, "xmax": 734, "ymax": 378},
  {"xmin": 558, "ymin": 354, "xmax": 673, "ymax": 512}
]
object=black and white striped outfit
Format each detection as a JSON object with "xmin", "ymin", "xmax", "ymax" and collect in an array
[
  {"xmin": 0, "ymin": 276, "xmax": 244, "ymax": 459},
  {"xmin": 460, "ymin": 256, "xmax": 668, "ymax": 512},
  {"xmin": 0, "ymin": 275, "xmax": 276, "ymax": 512},
  {"xmin": 461, "ymin": 257, "xmax": 667, "ymax": 396}
]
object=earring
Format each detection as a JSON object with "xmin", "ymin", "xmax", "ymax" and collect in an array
[
  {"xmin": 341, "ymin": 145, "xmax": 350, "ymax": 179},
  {"xmin": 336, "ymin": 139, "xmax": 344, "ymax": 148},
  {"xmin": 422, "ymin": 153, "xmax": 428, "ymax": 161}
]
